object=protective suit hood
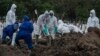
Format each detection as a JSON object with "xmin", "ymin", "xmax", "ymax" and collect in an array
[
  {"xmin": 90, "ymin": 9, "xmax": 96, "ymax": 17},
  {"xmin": 10, "ymin": 4, "xmax": 17, "ymax": 12},
  {"xmin": 43, "ymin": 10, "xmax": 49, "ymax": 19},
  {"xmin": 23, "ymin": 15, "xmax": 30, "ymax": 21},
  {"xmin": 49, "ymin": 10, "xmax": 54, "ymax": 16},
  {"xmin": 58, "ymin": 20, "xmax": 63, "ymax": 24},
  {"xmin": 44, "ymin": 10, "xmax": 49, "ymax": 15}
]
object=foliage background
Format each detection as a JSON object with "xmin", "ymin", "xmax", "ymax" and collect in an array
[{"xmin": 0, "ymin": 0, "xmax": 100, "ymax": 22}]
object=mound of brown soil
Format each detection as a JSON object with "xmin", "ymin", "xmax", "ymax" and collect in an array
[
  {"xmin": 0, "ymin": 45, "xmax": 26, "ymax": 56},
  {"xmin": 0, "ymin": 28, "xmax": 100, "ymax": 56},
  {"xmin": 31, "ymin": 29, "xmax": 100, "ymax": 56}
]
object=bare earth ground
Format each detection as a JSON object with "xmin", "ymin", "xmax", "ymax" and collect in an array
[{"xmin": 0, "ymin": 28, "xmax": 100, "ymax": 56}]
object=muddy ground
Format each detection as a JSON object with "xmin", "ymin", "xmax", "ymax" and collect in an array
[{"xmin": 0, "ymin": 28, "xmax": 100, "ymax": 56}]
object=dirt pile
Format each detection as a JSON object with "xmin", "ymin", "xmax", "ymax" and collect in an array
[
  {"xmin": 31, "ymin": 29, "xmax": 100, "ymax": 56},
  {"xmin": 0, "ymin": 45, "xmax": 26, "ymax": 56},
  {"xmin": 0, "ymin": 28, "xmax": 100, "ymax": 56}
]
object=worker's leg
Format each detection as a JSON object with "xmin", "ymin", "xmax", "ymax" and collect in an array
[
  {"xmin": 46, "ymin": 36, "xmax": 52, "ymax": 46},
  {"xmin": 15, "ymin": 33, "xmax": 22, "ymax": 48},
  {"xmin": 2, "ymin": 30, "xmax": 7, "ymax": 44},
  {"xmin": 35, "ymin": 25, "xmax": 41, "ymax": 45},
  {"xmin": 35, "ymin": 35, "xmax": 39, "ymax": 45},
  {"xmin": 8, "ymin": 30, "xmax": 14, "ymax": 45},
  {"xmin": 24, "ymin": 35, "xmax": 33, "ymax": 50},
  {"xmin": 51, "ymin": 29, "xmax": 55, "ymax": 39}
]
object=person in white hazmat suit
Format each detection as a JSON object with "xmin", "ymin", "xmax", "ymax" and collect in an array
[
  {"xmin": 5, "ymin": 4, "xmax": 17, "ymax": 27},
  {"xmin": 57, "ymin": 20, "xmax": 70, "ymax": 34},
  {"xmin": 57, "ymin": 20, "xmax": 83, "ymax": 34},
  {"xmin": 41, "ymin": 10, "xmax": 58, "ymax": 46},
  {"xmin": 47, "ymin": 10, "xmax": 58, "ymax": 39},
  {"xmin": 2, "ymin": 4, "xmax": 18, "ymax": 46},
  {"xmin": 36, "ymin": 10, "xmax": 50, "ymax": 45},
  {"xmin": 68, "ymin": 24, "xmax": 83, "ymax": 33},
  {"xmin": 85, "ymin": 9, "xmax": 99, "ymax": 33}
]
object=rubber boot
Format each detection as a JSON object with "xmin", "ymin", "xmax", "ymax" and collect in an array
[
  {"xmin": 35, "ymin": 35, "xmax": 39, "ymax": 45},
  {"xmin": 47, "ymin": 36, "xmax": 52, "ymax": 46}
]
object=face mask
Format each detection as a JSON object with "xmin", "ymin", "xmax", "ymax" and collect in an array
[{"xmin": 50, "ymin": 13, "xmax": 53, "ymax": 17}]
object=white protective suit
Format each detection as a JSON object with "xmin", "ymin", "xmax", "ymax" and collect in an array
[
  {"xmin": 85, "ymin": 9, "xmax": 99, "ymax": 33},
  {"xmin": 68, "ymin": 24, "xmax": 83, "ymax": 33},
  {"xmin": 37, "ymin": 10, "xmax": 50, "ymax": 35},
  {"xmin": 5, "ymin": 4, "xmax": 17, "ymax": 27},
  {"xmin": 81, "ymin": 24, "xmax": 87, "ymax": 33},
  {"xmin": 58, "ymin": 20, "xmax": 83, "ymax": 34},
  {"xmin": 46, "ymin": 10, "xmax": 57, "ymax": 39},
  {"xmin": 5, "ymin": 4, "xmax": 17, "ymax": 46},
  {"xmin": 57, "ymin": 20, "xmax": 70, "ymax": 34},
  {"xmin": 0, "ymin": 22, "xmax": 3, "ymax": 38},
  {"xmin": 32, "ymin": 21, "xmax": 38, "ymax": 39}
]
